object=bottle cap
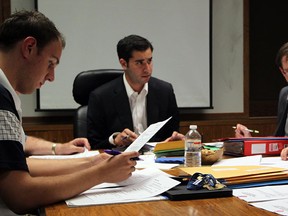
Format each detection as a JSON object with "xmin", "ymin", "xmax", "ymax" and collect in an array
[{"xmin": 189, "ymin": 125, "xmax": 197, "ymax": 130}]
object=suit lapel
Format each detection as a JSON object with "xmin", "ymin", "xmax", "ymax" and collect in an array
[
  {"xmin": 275, "ymin": 91, "xmax": 288, "ymax": 136},
  {"xmin": 279, "ymin": 100, "xmax": 288, "ymax": 135},
  {"xmin": 113, "ymin": 79, "xmax": 134, "ymax": 129},
  {"xmin": 147, "ymin": 82, "xmax": 159, "ymax": 125}
]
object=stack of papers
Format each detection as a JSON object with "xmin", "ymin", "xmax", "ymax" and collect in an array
[
  {"xmin": 66, "ymin": 167, "xmax": 180, "ymax": 206},
  {"xmin": 234, "ymin": 185, "xmax": 288, "ymax": 215}
]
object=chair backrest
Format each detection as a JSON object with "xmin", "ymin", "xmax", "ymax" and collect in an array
[{"xmin": 72, "ymin": 69, "xmax": 123, "ymax": 138}]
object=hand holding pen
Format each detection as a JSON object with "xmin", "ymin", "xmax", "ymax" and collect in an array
[
  {"xmin": 233, "ymin": 124, "xmax": 259, "ymax": 138},
  {"xmin": 114, "ymin": 129, "xmax": 138, "ymax": 147}
]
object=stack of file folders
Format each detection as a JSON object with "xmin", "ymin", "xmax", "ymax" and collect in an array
[
  {"xmin": 153, "ymin": 140, "xmax": 184, "ymax": 157},
  {"xmin": 180, "ymin": 165, "xmax": 288, "ymax": 189},
  {"xmin": 153, "ymin": 140, "xmax": 185, "ymax": 164}
]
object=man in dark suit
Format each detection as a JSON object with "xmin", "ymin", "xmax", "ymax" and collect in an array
[
  {"xmin": 235, "ymin": 42, "xmax": 288, "ymax": 160},
  {"xmin": 87, "ymin": 35, "xmax": 184, "ymax": 149}
]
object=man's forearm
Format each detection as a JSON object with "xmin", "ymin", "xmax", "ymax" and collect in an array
[
  {"xmin": 24, "ymin": 136, "xmax": 56, "ymax": 156},
  {"xmin": 27, "ymin": 157, "xmax": 93, "ymax": 176}
]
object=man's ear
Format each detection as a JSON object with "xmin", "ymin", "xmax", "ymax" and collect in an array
[
  {"xmin": 21, "ymin": 36, "xmax": 37, "ymax": 58},
  {"xmin": 119, "ymin": 58, "xmax": 128, "ymax": 70}
]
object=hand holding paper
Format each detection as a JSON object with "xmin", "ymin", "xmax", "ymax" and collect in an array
[{"xmin": 125, "ymin": 117, "xmax": 172, "ymax": 153}]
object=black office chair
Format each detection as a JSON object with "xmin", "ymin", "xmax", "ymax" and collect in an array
[{"xmin": 72, "ymin": 69, "xmax": 123, "ymax": 138}]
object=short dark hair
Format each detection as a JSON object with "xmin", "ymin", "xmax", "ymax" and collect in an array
[
  {"xmin": 117, "ymin": 35, "xmax": 153, "ymax": 63},
  {"xmin": 0, "ymin": 10, "xmax": 65, "ymax": 52},
  {"xmin": 275, "ymin": 42, "xmax": 288, "ymax": 68}
]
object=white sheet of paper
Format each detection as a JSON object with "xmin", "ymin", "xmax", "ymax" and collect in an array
[
  {"xmin": 29, "ymin": 148, "xmax": 99, "ymax": 159},
  {"xmin": 66, "ymin": 195, "xmax": 167, "ymax": 207},
  {"xmin": 233, "ymin": 185, "xmax": 288, "ymax": 215},
  {"xmin": 66, "ymin": 167, "xmax": 180, "ymax": 207},
  {"xmin": 136, "ymin": 154, "xmax": 179, "ymax": 170},
  {"xmin": 260, "ymin": 156, "xmax": 288, "ymax": 169},
  {"xmin": 212, "ymin": 155, "xmax": 262, "ymax": 166},
  {"xmin": 251, "ymin": 198, "xmax": 288, "ymax": 216},
  {"xmin": 88, "ymin": 167, "xmax": 172, "ymax": 190},
  {"xmin": 233, "ymin": 185, "xmax": 288, "ymax": 203},
  {"xmin": 124, "ymin": 116, "xmax": 172, "ymax": 152}
]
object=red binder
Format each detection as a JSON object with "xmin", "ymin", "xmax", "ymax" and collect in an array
[{"xmin": 221, "ymin": 137, "xmax": 288, "ymax": 156}]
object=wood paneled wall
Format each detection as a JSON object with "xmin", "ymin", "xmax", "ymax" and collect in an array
[
  {"xmin": 24, "ymin": 123, "xmax": 73, "ymax": 143},
  {"xmin": 23, "ymin": 117, "xmax": 277, "ymax": 143},
  {"xmin": 180, "ymin": 118, "xmax": 277, "ymax": 142}
]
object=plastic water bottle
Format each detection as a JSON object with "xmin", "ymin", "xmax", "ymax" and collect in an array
[{"xmin": 184, "ymin": 125, "xmax": 202, "ymax": 167}]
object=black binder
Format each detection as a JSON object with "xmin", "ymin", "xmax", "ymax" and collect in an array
[{"xmin": 163, "ymin": 185, "xmax": 233, "ymax": 201}]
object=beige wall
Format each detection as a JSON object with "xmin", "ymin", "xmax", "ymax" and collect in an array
[{"xmin": 12, "ymin": 0, "xmax": 244, "ymax": 117}]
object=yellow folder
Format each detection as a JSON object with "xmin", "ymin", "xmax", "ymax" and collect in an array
[
  {"xmin": 154, "ymin": 140, "xmax": 184, "ymax": 152},
  {"xmin": 180, "ymin": 165, "xmax": 286, "ymax": 179}
]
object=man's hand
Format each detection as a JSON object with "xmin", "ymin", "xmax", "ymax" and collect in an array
[
  {"xmin": 234, "ymin": 124, "xmax": 252, "ymax": 138},
  {"xmin": 114, "ymin": 129, "xmax": 138, "ymax": 147},
  {"xmin": 57, "ymin": 138, "xmax": 91, "ymax": 155},
  {"xmin": 164, "ymin": 131, "xmax": 185, "ymax": 142},
  {"xmin": 281, "ymin": 147, "xmax": 288, "ymax": 160},
  {"xmin": 99, "ymin": 151, "xmax": 139, "ymax": 183}
]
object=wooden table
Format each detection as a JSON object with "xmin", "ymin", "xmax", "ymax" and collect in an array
[
  {"xmin": 44, "ymin": 196, "xmax": 275, "ymax": 216},
  {"xmin": 44, "ymin": 167, "xmax": 276, "ymax": 216}
]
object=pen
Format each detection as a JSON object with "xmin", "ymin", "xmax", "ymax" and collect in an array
[
  {"xmin": 122, "ymin": 135, "xmax": 130, "ymax": 141},
  {"xmin": 232, "ymin": 126, "xmax": 259, "ymax": 133},
  {"xmin": 104, "ymin": 149, "xmax": 122, "ymax": 155},
  {"xmin": 104, "ymin": 149, "xmax": 141, "ymax": 160}
]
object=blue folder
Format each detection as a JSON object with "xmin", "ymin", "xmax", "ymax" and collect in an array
[
  {"xmin": 227, "ymin": 179, "xmax": 288, "ymax": 189},
  {"xmin": 155, "ymin": 157, "xmax": 185, "ymax": 164}
]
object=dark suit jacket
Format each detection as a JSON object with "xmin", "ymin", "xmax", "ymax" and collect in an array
[
  {"xmin": 87, "ymin": 76, "xmax": 180, "ymax": 149},
  {"xmin": 274, "ymin": 86, "xmax": 288, "ymax": 136}
]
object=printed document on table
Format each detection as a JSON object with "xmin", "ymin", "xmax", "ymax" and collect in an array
[
  {"xmin": 233, "ymin": 185, "xmax": 288, "ymax": 203},
  {"xmin": 251, "ymin": 198, "xmax": 288, "ymax": 216},
  {"xmin": 66, "ymin": 167, "xmax": 180, "ymax": 207},
  {"xmin": 125, "ymin": 116, "xmax": 172, "ymax": 152},
  {"xmin": 212, "ymin": 155, "xmax": 262, "ymax": 166},
  {"xmin": 233, "ymin": 185, "xmax": 288, "ymax": 215},
  {"xmin": 88, "ymin": 167, "xmax": 172, "ymax": 190},
  {"xmin": 260, "ymin": 156, "xmax": 288, "ymax": 169}
]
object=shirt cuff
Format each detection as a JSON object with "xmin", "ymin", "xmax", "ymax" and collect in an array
[{"xmin": 109, "ymin": 132, "xmax": 120, "ymax": 146}]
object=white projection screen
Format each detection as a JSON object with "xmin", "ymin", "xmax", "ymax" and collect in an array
[{"xmin": 37, "ymin": 0, "xmax": 211, "ymax": 110}]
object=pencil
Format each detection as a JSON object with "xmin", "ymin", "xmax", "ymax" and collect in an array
[{"xmin": 232, "ymin": 126, "xmax": 259, "ymax": 133}]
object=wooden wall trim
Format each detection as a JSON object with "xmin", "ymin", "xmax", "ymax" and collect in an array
[
  {"xmin": 0, "ymin": 0, "xmax": 10, "ymax": 23},
  {"xmin": 22, "ymin": 112, "xmax": 257, "ymax": 126},
  {"xmin": 23, "ymin": 115, "xmax": 277, "ymax": 143}
]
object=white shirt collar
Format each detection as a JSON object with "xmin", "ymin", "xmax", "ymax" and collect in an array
[{"xmin": 123, "ymin": 74, "xmax": 148, "ymax": 98}]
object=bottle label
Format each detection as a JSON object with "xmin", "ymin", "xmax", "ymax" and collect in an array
[
  {"xmin": 185, "ymin": 151, "xmax": 201, "ymax": 167},
  {"xmin": 185, "ymin": 139, "xmax": 202, "ymax": 151},
  {"xmin": 185, "ymin": 139, "xmax": 201, "ymax": 167}
]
